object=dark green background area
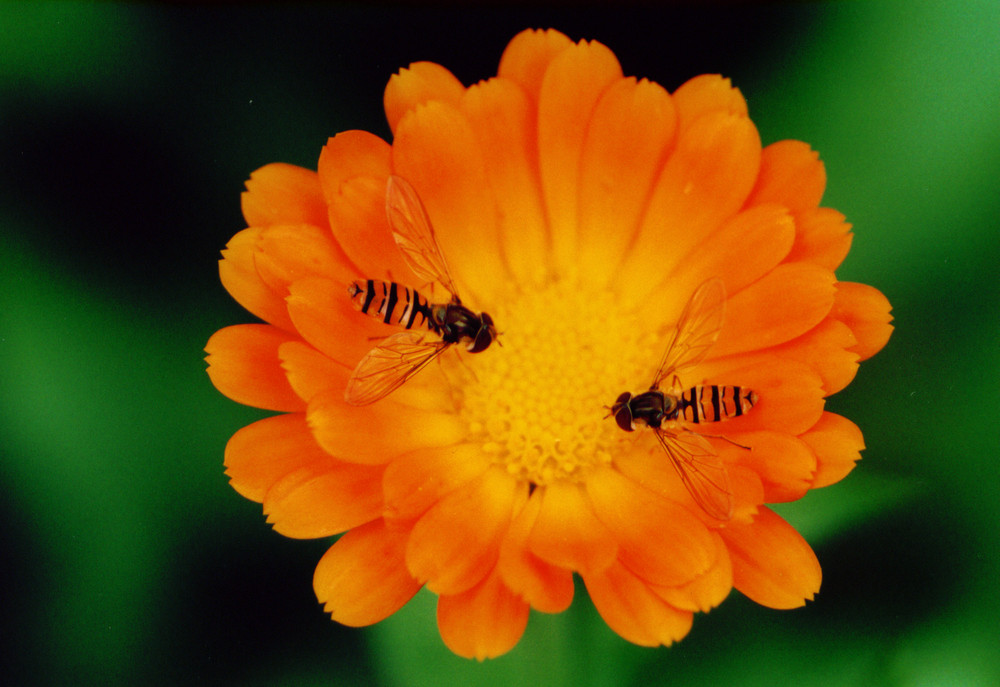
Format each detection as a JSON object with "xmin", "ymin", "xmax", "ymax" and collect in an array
[{"xmin": 2, "ymin": 2, "xmax": 997, "ymax": 685}]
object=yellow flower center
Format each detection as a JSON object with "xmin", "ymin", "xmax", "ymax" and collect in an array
[{"xmin": 457, "ymin": 278, "xmax": 659, "ymax": 486}]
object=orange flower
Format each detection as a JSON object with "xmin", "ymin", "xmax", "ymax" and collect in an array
[{"xmin": 206, "ymin": 28, "xmax": 893, "ymax": 659}]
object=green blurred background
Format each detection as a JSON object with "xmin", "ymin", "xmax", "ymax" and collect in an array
[{"xmin": 2, "ymin": 1, "xmax": 998, "ymax": 684}]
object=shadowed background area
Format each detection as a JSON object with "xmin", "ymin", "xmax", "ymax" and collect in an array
[{"xmin": 2, "ymin": 2, "xmax": 998, "ymax": 684}]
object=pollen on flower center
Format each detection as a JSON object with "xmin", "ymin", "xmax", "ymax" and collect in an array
[{"xmin": 457, "ymin": 279, "xmax": 656, "ymax": 486}]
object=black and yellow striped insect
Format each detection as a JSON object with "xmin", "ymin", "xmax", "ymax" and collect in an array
[
  {"xmin": 609, "ymin": 278, "xmax": 757, "ymax": 520},
  {"xmin": 344, "ymin": 175, "xmax": 497, "ymax": 406}
]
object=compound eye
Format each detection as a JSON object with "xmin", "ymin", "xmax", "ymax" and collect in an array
[
  {"xmin": 613, "ymin": 398, "xmax": 635, "ymax": 432},
  {"xmin": 467, "ymin": 324, "xmax": 493, "ymax": 353}
]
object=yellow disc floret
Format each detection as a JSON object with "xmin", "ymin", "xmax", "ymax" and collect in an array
[{"xmin": 457, "ymin": 278, "xmax": 658, "ymax": 486}]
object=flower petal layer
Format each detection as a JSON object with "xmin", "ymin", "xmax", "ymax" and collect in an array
[
  {"xmin": 829, "ymin": 281, "xmax": 894, "ymax": 361},
  {"xmin": 253, "ymin": 224, "xmax": 356, "ymax": 295},
  {"xmin": 406, "ymin": 466, "xmax": 518, "ymax": 595},
  {"xmin": 620, "ymin": 111, "xmax": 761, "ymax": 304},
  {"xmin": 307, "ymin": 389, "xmax": 466, "ymax": 465},
  {"xmin": 263, "ymin": 457, "xmax": 384, "ymax": 539},
  {"xmin": 241, "ymin": 162, "xmax": 329, "ymax": 229},
  {"xmin": 785, "ymin": 207, "xmax": 853, "ymax": 271},
  {"xmin": 224, "ymin": 413, "xmax": 314, "ymax": 502},
  {"xmin": 278, "ymin": 340, "xmax": 348, "ymax": 404},
  {"xmin": 671, "ymin": 74, "xmax": 748, "ymax": 124},
  {"xmin": 615, "ymin": 444, "xmax": 764, "ymax": 525},
  {"xmin": 460, "ymin": 77, "xmax": 549, "ymax": 284},
  {"xmin": 528, "ymin": 481, "xmax": 617, "ymax": 575},
  {"xmin": 745, "ymin": 140, "xmax": 826, "ymax": 213},
  {"xmin": 697, "ymin": 358, "xmax": 826, "ymax": 436},
  {"xmin": 285, "ymin": 276, "xmax": 386, "ymax": 368},
  {"xmin": 383, "ymin": 444, "xmax": 491, "ymax": 525},
  {"xmin": 802, "ymin": 412, "xmax": 865, "ymax": 488},
  {"xmin": 577, "ymin": 77, "xmax": 677, "ymax": 287},
  {"xmin": 223, "ymin": 413, "xmax": 384, "ymax": 538},
  {"xmin": 317, "ymin": 131, "xmax": 413, "ymax": 281},
  {"xmin": 661, "ymin": 203, "xmax": 795, "ymax": 313},
  {"xmin": 385, "ymin": 61, "xmax": 465, "ymax": 135},
  {"xmin": 537, "ymin": 38, "xmax": 624, "ymax": 274},
  {"xmin": 721, "ymin": 507, "xmax": 821, "ymax": 609},
  {"xmin": 314, "ymin": 520, "xmax": 422, "ymax": 626},
  {"xmin": 713, "ymin": 263, "xmax": 837, "ymax": 357},
  {"xmin": 497, "ymin": 28, "xmax": 574, "ymax": 104},
  {"xmin": 760, "ymin": 318, "xmax": 859, "ymax": 395},
  {"xmin": 437, "ymin": 568, "xmax": 530, "ymax": 660},
  {"xmin": 652, "ymin": 532, "xmax": 733, "ymax": 613},
  {"xmin": 587, "ymin": 466, "xmax": 716, "ymax": 586},
  {"xmin": 391, "ymin": 100, "xmax": 506, "ymax": 303},
  {"xmin": 731, "ymin": 431, "xmax": 817, "ymax": 503},
  {"xmin": 218, "ymin": 228, "xmax": 294, "ymax": 331},
  {"xmin": 584, "ymin": 562, "xmax": 694, "ymax": 647},
  {"xmin": 205, "ymin": 325, "xmax": 305, "ymax": 411},
  {"xmin": 497, "ymin": 491, "xmax": 575, "ymax": 613}
]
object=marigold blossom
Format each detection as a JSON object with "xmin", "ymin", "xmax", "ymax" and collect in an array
[{"xmin": 206, "ymin": 28, "xmax": 893, "ymax": 659}]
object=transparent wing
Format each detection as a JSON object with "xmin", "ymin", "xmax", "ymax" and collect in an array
[
  {"xmin": 654, "ymin": 428, "xmax": 734, "ymax": 521},
  {"xmin": 344, "ymin": 331, "xmax": 449, "ymax": 406},
  {"xmin": 651, "ymin": 278, "xmax": 726, "ymax": 389},
  {"xmin": 385, "ymin": 175, "xmax": 459, "ymax": 299}
]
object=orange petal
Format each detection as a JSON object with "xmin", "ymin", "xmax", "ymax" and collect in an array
[
  {"xmin": 745, "ymin": 140, "xmax": 827, "ymax": 213},
  {"xmin": 728, "ymin": 430, "xmax": 816, "ymax": 503},
  {"xmin": 224, "ymin": 413, "xmax": 317, "ymax": 502},
  {"xmin": 314, "ymin": 519, "xmax": 422, "ymax": 626},
  {"xmin": 577, "ymin": 77, "xmax": 678, "ymax": 288},
  {"xmin": 460, "ymin": 77, "xmax": 549, "ymax": 285},
  {"xmin": 218, "ymin": 227, "xmax": 295, "ymax": 331},
  {"xmin": 278, "ymin": 340, "xmax": 349, "ymax": 404},
  {"xmin": 263, "ymin": 457, "xmax": 384, "ymax": 539},
  {"xmin": 712, "ymin": 263, "xmax": 837, "ymax": 357},
  {"xmin": 407, "ymin": 466, "xmax": 517, "ymax": 595},
  {"xmin": 205, "ymin": 324, "xmax": 305, "ymax": 411},
  {"xmin": 756, "ymin": 317, "xmax": 859, "ymax": 395},
  {"xmin": 391, "ymin": 101, "xmax": 508, "ymax": 304},
  {"xmin": 587, "ymin": 466, "xmax": 716, "ymax": 586},
  {"xmin": 619, "ymin": 111, "xmax": 761, "ymax": 305},
  {"xmin": 652, "ymin": 531, "xmax": 733, "ymax": 613},
  {"xmin": 583, "ymin": 562, "xmax": 694, "ymax": 647},
  {"xmin": 697, "ymin": 357, "xmax": 826, "ymax": 436},
  {"xmin": 497, "ymin": 490, "xmax": 575, "ymax": 614},
  {"xmin": 384, "ymin": 61, "xmax": 465, "ymax": 136},
  {"xmin": 829, "ymin": 281, "xmax": 894, "ymax": 361},
  {"xmin": 672, "ymin": 74, "xmax": 748, "ymax": 128},
  {"xmin": 383, "ymin": 444, "xmax": 490, "ymax": 526},
  {"xmin": 646, "ymin": 204, "xmax": 794, "ymax": 322},
  {"xmin": 317, "ymin": 131, "xmax": 413, "ymax": 281},
  {"xmin": 616, "ymin": 442, "xmax": 764, "ymax": 526},
  {"xmin": 723, "ymin": 464, "xmax": 766, "ymax": 523},
  {"xmin": 307, "ymin": 388, "xmax": 466, "ymax": 465},
  {"xmin": 437, "ymin": 567, "xmax": 530, "ymax": 660},
  {"xmin": 528, "ymin": 480, "xmax": 617, "ymax": 575},
  {"xmin": 801, "ymin": 412, "xmax": 865, "ymax": 489},
  {"xmin": 537, "ymin": 39, "xmax": 624, "ymax": 275},
  {"xmin": 285, "ymin": 276, "xmax": 385, "ymax": 368},
  {"xmin": 496, "ymin": 28, "xmax": 574, "ymax": 105},
  {"xmin": 241, "ymin": 162, "xmax": 329, "ymax": 229},
  {"xmin": 785, "ymin": 206, "xmax": 853, "ymax": 271},
  {"xmin": 254, "ymin": 224, "xmax": 356, "ymax": 296},
  {"xmin": 721, "ymin": 506, "xmax": 821, "ymax": 609}
]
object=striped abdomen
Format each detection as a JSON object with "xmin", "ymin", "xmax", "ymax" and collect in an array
[
  {"xmin": 674, "ymin": 385, "xmax": 757, "ymax": 424},
  {"xmin": 348, "ymin": 280, "xmax": 438, "ymax": 332}
]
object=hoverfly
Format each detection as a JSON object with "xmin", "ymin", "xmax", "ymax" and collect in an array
[
  {"xmin": 609, "ymin": 278, "xmax": 757, "ymax": 520},
  {"xmin": 344, "ymin": 175, "xmax": 498, "ymax": 406}
]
